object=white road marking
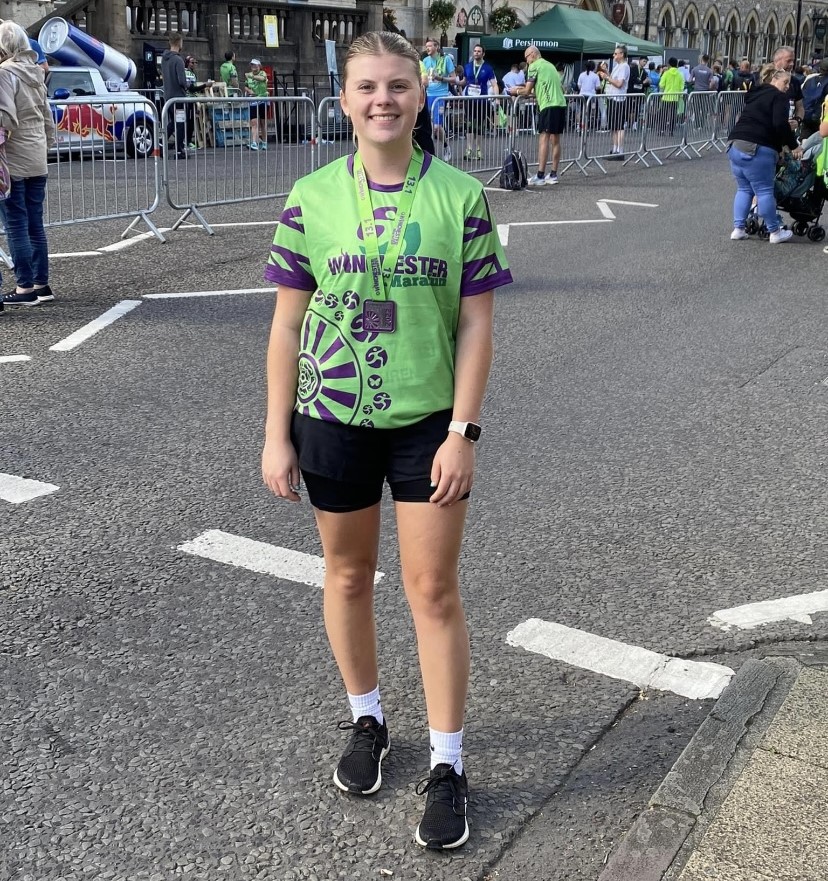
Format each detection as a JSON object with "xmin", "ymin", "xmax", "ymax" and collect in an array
[
  {"xmin": 507, "ymin": 618, "xmax": 734, "ymax": 700},
  {"xmin": 507, "ymin": 219, "xmax": 613, "ymax": 226},
  {"xmin": 51, "ymin": 251, "xmax": 105, "ymax": 259},
  {"xmin": 0, "ymin": 355, "xmax": 31, "ymax": 363},
  {"xmin": 596, "ymin": 201, "xmax": 616, "ymax": 219},
  {"xmin": 178, "ymin": 529, "xmax": 385, "ymax": 588},
  {"xmin": 49, "ymin": 300, "xmax": 142, "ymax": 352},
  {"xmin": 598, "ymin": 198, "xmax": 659, "ymax": 207},
  {"xmin": 144, "ymin": 287, "xmax": 276, "ymax": 299},
  {"xmin": 497, "ymin": 224, "xmax": 509, "ymax": 247},
  {"xmin": 98, "ymin": 232, "xmax": 168, "ymax": 253},
  {"xmin": 0, "ymin": 472, "xmax": 59, "ymax": 504},
  {"xmin": 709, "ymin": 590, "xmax": 828, "ymax": 631}
]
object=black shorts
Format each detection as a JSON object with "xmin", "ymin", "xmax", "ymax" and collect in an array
[
  {"xmin": 607, "ymin": 98, "xmax": 627, "ymax": 131},
  {"xmin": 249, "ymin": 101, "xmax": 265, "ymax": 120},
  {"xmin": 290, "ymin": 409, "xmax": 471, "ymax": 513},
  {"xmin": 537, "ymin": 105, "xmax": 566, "ymax": 134}
]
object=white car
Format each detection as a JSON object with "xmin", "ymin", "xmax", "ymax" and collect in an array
[{"xmin": 47, "ymin": 66, "xmax": 156, "ymax": 158}]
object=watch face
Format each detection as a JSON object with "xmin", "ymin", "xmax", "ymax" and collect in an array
[{"xmin": 465, "ymin": 423, "xmax": 482, "ymax": 442}]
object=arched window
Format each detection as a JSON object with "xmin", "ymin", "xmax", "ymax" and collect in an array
[
  {"xmin": 724, "ymin": 10, "xmax": 740, "ymax": 62},
  {"xmin": 702, "ymin": 9, "xmax": 719, "ymax": 57},
  {"xmin": 744, "ymin": 12, "xmax": 759, "ymax": 62},
  {"xmin": 801, "ymin": 21, "xmax": 812, "ymax": 63},
  {"xmin": 658, "ymin": 4, "xmax": 676, "ymax": 47},
  {"xmin": 764, "ymin": 15, "xmax": 778, "ymax": 62},
  {"xmin": 682, "ymin": 5, "xmax": 700, "ymax": 49}
]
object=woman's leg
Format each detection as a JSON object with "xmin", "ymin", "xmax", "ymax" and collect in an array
[
  {"xmin": 314, "ymin": 504, "xmax": 382, "ymax": 695},
  {"xmin": 395, "ymin": 500, "xmax": 469, "ymax": 733},
  {"xmin": 0, "ymin": 179, "xmax": 34, "ymax": 290},
  {"xmin": 729, "ymin": 150, "xmax": 755, "ymax": 228},
  {"xmin": 25, "ymin": 176, "xmax": 49, "ymax": 286},
  {"xmin": 746, "ymin": 146, "xmax": 782, "ymax": 231}
]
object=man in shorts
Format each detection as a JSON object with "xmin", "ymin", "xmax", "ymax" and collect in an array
[
  {"xmin": 515, "ymin": 45, "xmax": 566, "ymax": 185},
  {"xmin": 421, "ymin": 38, "xmax": 456, "ymax": 162},
  {"xmin": 598, "ymin": 45, "xmax": 630, "ymax": 159},
  {"xmin": 457, "ymin": 44, "xmax": 499, "ymax": 161}
]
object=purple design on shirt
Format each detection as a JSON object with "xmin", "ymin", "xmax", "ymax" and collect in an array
[
  {"xmin": 322, "ymin": 387, "xmax": 358, "ymax": 408},
  {"xmin": 319, "ymin": 337, "xmax": 344, "ymax": 364},
  {"xmin": 311, "ymin": 317, "xmax": 326, "ymax": 353},
  {"xmin": 278, "ymin": 205, "xmax": 304, "ymax": 233},
  {"xmin": 265, "ymin": 246, "xmax": 315, "ymax": 290},
  {"xmin": 322, "ymin": 362, "xmax": 357, "ymax": 379},
  {"xmin": 463, "ymin": 214, "xmax": 494, "ymax": 242},
  {"xmin": 313, "ymin": 399, "xmax": 338, "ymax": 421},
  {"xmin": 461, "ymin": 255, "xmax": 513, "ymax": 296}
]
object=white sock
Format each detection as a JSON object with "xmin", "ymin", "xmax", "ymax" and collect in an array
[
  {"xmin": 429, "ymin": 727, "xmax": 464, "ymax": 774},
  {"xmin": 347, "ymin": 686, "xmax": 384, "ymax": 724}
]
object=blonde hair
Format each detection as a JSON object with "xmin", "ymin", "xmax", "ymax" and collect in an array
[
  {"xmin": 343, "ymin": 31, "xmax": 421, "ymax": 85},
  {"xmin": 761, "ymin": 63, "xmax": 789, "ymax": 85},
  {"xmin": 0, "ymin": 21, "xmax": 31, "ymax": 61}
]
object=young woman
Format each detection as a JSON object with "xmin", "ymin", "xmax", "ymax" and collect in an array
[{"xmin": 262, "ymin": 31, "xmax": 511, "ymax": 850}]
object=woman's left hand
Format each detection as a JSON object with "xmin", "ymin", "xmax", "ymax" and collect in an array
[
  {"xmin": 429, "ymin": 433, "xmax": 476, "ymax": 507},
  {"xmin": 792, "ymin": 147, "xmax": 804, "ymax": 159}
]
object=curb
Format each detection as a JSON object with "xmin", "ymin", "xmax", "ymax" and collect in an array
[{"xmin": 596, "ymin": 657, "xmax": 799, "ymax": 881}]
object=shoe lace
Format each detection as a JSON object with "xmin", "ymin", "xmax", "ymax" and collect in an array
[
  {"xmin": 415, "ymin": 766, "xmax": 463, "ymax": 809},
  {"xmin": 337, "ymin": 719, "xmax": 382, "ymax": 755}
]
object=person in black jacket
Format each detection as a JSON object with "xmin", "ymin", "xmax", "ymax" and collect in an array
[
  {"xmin": 161, "ymin": 33, "xmax": 188, "ymax": 159},
  {"xmin": 727, "ymin": 65, "xmax": 803, "ymax": 244}
]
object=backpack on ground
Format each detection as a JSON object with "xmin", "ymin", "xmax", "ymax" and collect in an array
[
  {"xmin": 500, "ymin": 150, "xmax": 528, "ymax": 190},
  {"xmin": 803, "ymin": 75, "xmax": 827, "ymax": 124}
]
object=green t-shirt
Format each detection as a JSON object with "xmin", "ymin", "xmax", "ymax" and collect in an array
[
  {"xmin": 265, "ymin": 152, "xmax": 513, "ymax": 428},
  {"xmin": 220, "ymin": 60, "xmax": 237, "ymax": 86},
  {"xmin": 527, "ymin": 57, "xmax": 566, "ymax": 110},
  {"xmin": 660, "ymin": 67, "xmax": 686, "ymax": 101},
  {"xmin": 246, "ymin": 70, "xmax": 268, "ymax": 98}
]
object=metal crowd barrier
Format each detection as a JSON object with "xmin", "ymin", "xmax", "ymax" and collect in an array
[
  {"xmin": 316, "ymin": 95, "xmax": 354, "ymax": 169},
  {"xmin": 45, "ymin": 96, "xmax": 164, "ymax": 240},
  {"xmin": 581, "ymin": 93, "xmax": 648, "ymax": 172},
  {"xmin": 684, "ymin": 91, "xmax": 720, "ymax": 155},
  {"xmin": 0, "ymin": 89, "xmax": 749, "ymax": 252},
  {"xmin": 160, "ymin": 95, "xmax": 316, "ymax": 233}
]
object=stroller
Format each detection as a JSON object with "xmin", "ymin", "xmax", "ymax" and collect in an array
[{"xmin": 745, "ymin": 138, "xmax": 826, "ymax": 242}]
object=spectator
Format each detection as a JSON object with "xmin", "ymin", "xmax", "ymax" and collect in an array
[
  {"xmin": 162, "ymin": 32, "xmax": 188, "ymax": 159},
  {"xmin": 773, "ymin": 46, "xmax": 804, "ymax": 126},
  {"xmin": 219, "ymin": 50, "xmax": 239, "ymax": 92},
  {"xmin": 502, "ymin": 62, "xmax": 525, "ymax": 96},
  {"xmin": 680, "ymin": 59, "xmax": 692, "ymax": 83},
  {"xmin": 691, "ymin": 54, "xmax": 715, "ymax": 91},
  {"xmin": 648, "ymin": 61, "xmax": 661, "ymax": 92},
  {"xmin": 456, "ymin": 44, "xmax": 498, "ymax": 161},
  {"xmin": 598, "ymin": 45, "xmax": 630, "ymax": 159},
  {"xmin": 801, "ymin": 57, "xmax": 828, "ymax": 138},
  {"xmin": 244, "ymin": 58, "xmax": 269, "ymax": 150},
  {"xmin": 515, "ymin": 45, "xmax": 567, "ymax": 184},
  {"xmin": 420, "ymin": 38, "xmax": 456, "ymax": 162},
  {"xmin": 659, "ymin": 57, "xmax": 685, "ymax": 134},
  {"xmin": 0, "ymin": 21, "xmax": 56, "ymax": 309},
  {"xmin": 727, "ymin": 65, "xmax": 801, "ymax": 244},
  {"xmin": 576, "ymin": 60, "xmax": 601, "ymax": 131},
  {"xmin": 182, "ymin": 56, "xmax": 213, "ymax": 149},
  {"xmin": 736, "ymin": 59, "xmax": 756, "ymax": 91}
]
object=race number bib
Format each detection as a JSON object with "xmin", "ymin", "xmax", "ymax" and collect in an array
[{"xmin": 466, "ymin": 85, "xmax": 482, "ymax": 97}]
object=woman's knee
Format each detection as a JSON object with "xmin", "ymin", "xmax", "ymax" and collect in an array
[
  {"xmin": 405, "ymin": 571, "xmax": 462, "ymax": 619},
  {"xmin": 324, "ymin": 558, "xmax": 377, "ymax": 600}
]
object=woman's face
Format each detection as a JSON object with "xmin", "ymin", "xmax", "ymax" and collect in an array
[
  {"xmin": 772, "ymin": 75, "xmax": 790, "ymax": 92},
  {"xmin": 340, "ymin": 53, "xmax": 423, "ymax": 151}
]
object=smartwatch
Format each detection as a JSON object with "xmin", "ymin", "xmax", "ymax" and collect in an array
[{"xmin": 448, "ymin": 420, "xmax": 482, "ymax": 443}]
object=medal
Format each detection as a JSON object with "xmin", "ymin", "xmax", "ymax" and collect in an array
[{"xmin": 352, "ymin": 148, "xmax": 423, "ymax": 334}]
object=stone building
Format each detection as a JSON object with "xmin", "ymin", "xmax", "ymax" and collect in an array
[
  {"xmin": 8, "ymin": 0, "xmax": 384, "ymax": 89},
  {"xmin": 386, "ymin": 0, "xmax": 827, "ymax": 64}
]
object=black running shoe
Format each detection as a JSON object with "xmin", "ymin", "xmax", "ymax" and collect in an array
[
  {"xmin": 36, "ymin": 285, "xmax": 54, "ymax": 302},
  {"xmin": 2, "ymin": 290, "xmax": 39, "ymax": 306},
  {"xmin": 333, "ymin": 715, "xmax": 390, "ymax": 796},
  {"xmin": 414, "ymin": 763, "xmax": 469, "ymax": 850}
]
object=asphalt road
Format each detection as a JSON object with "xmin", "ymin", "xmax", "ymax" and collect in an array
[{"xmin": 1, "ymin": 152, "xmax": 826, "ymax": 881}]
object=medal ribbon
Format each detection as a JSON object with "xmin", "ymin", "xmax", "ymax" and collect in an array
[{"xmin": 353, "ymin": 147, "xmax": 423, "ymax": 301}]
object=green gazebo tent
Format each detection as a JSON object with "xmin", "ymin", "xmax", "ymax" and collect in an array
[{"xmin": 480, "ymin": 4, "xmax": 663, "ymax": 57}]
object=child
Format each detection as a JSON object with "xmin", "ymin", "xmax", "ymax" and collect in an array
[{"xmin": 262, "ymin": 31, "xmax": 512, "ymax": 850}]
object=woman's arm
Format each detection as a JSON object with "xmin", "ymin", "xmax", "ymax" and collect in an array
[
  {"xmin": 0, "ymin": 70, "xmax": 19, "ymax": 130},
  {"xmin": 262, "ymin": 286, "xmax": 313, "ymax": 501},
  {"xmin": 772, "ymin": 93, "xmax": 798, "ymax": 149},
  {"xmin": 429, "ymin": 291, "xmax": 494, "ymax": 506}
]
